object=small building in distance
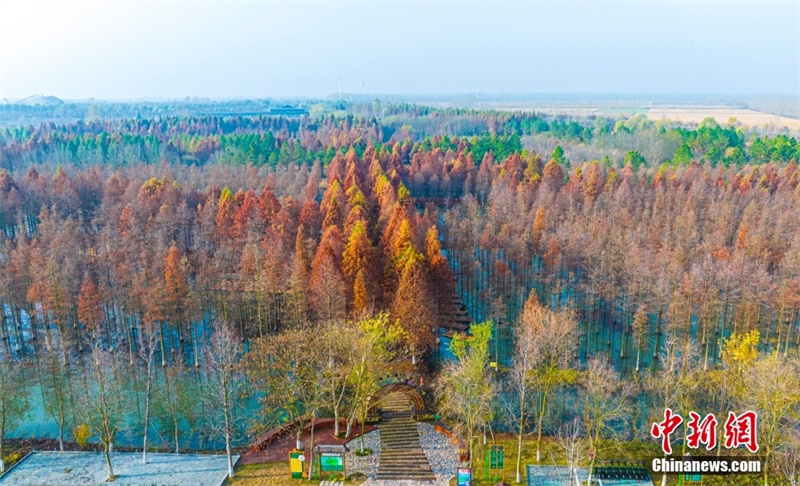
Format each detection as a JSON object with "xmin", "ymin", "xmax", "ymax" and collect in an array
[
  {"xmin": 268, "ymin": 104, "xmax": 309, "ymax": 116},
  {"xmin": 16, "ymin": 94, "xmax": 65, "ymax": 107}
]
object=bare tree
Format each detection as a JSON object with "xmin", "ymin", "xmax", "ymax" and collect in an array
[
  {"xmin": 778, "ymin": 430, "xmax": 800, "ymax": 486},
  {"xmin": 743, "ymin": 353, "xmax": 800, "ymax": 486},
  {"xmin": 580, "ymin": 358, "xmax": 632, "ymax": 485},
  {"xmin": 320, "ymin": 320, "xmax": 356, "ymax": 438},
  {"xmin": 40, "ymin": 340, "xmax": 72, "ymax": 452},
  {"xmin": 644, "ymin": 338, "xmax": 700, "ymax": 486},
  {"xmin": 504, "ymin": 291, "xmax": 546, "ymax": 482},
  {"xmin": 504, "ymin": 342, "xmax": 533, "ymax": 484},
  {"xmin": 345, "ymin": 313, "xmax": 405, "ymax": 453},
  {"xmin": 525, "ymin": 301, "xmax": 578, "ymax": 463},
  {"xmin": 138, "ymin": 323, "xmax": 159, "ymax": 465},
  {"xmin": 556, "ymin": 418, "xmax": 585, "ymax": 486},
  {"xmin": 246, "ymin": 327, "xmax": 327, "ymax": 457},
  {"xmin": 435, "ymin": 321, "xmax": 496, "ymax": 469},
  {"xmin": 202, "ymin": 322, "xmax": 243, "ymax": 479},
  {"xmin": 82, "ymin": 346, "xmax": 126, "ymax": 481},
  {"xmin": 153, "ymin": 352, "xmax": 198, "ymax": 454},
  {"xmin": 0, "ymin": 352, "xmax": 29, "ymax": 473}
]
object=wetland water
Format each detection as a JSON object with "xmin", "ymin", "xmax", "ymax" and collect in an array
[{"xmin": 4, "ymin": 310, "xmax": 259, "ymax": 450}]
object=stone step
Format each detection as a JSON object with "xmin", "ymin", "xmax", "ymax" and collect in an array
[
  {"xmin": 377, "ymin": 471, "xmax": 436, "ymax": 481},
  {"xmin": 379, "ymin": 459, "xmax": 431, "ymax": 464},
  {"xmin": 379, "ymin": 459, "xmax": 431, "ymax": 465},
  {"xmin": 376, "ymin": 473, "xmax": 436, "ymax": 481},
  {"xmin": 381, "ymin": 435, "xmax": 420, "ymax": 441},
  {"xmin": 378, "ymin": 468, "xmax": 434, "ymax": 474},
  {"xmin": 380, "ymin": 423, "xmax": 416, "ymax": 429},
  {"xmin": 382, "ymin": 430, "xmax": 417, "ymax": 434},
  {"xmin": 380, "ymin": 450, "xmax": 429, "ymax": 456},
  {"xmin": 379, "ymin": 462, "xmax": 432, "ymax": 468},
  {"xmin": 377, "ymin": 391, "xmax": 436, "ymax": 481},
  {"xmin": 381, "ymin": 441, "xmax": 421, "ymax": 447}
]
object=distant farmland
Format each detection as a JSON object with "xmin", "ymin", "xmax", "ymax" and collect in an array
[
  {"xmin": 646, "ymin": 106, "xmax": 800, "ymax": 130},
  {"xmin": 422, "ymin": 98, "xmax": 800, "ymax": 132}
]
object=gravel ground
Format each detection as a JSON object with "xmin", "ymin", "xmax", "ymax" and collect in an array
[
  {"xmin": 345, "ymin": 430, "xmax": 381, "ymax": 480},
  {"xmin": 418, "ymin": 422, "xmax": 467, "ymax": 485},
  {"xmin": 351, "ymin": 423, "xmax": 466, "ymax": 486}
]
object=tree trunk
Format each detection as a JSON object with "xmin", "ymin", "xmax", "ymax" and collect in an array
[
  {"xmin": 142, "ymin": 361, "xmax": 152, "ymax": 465},
  {"xmin": 104, "ymin": 443, "xmax": 115, "ymax": 481},
  {"xmin": 635, "ymin": 338, "xmax": 642, "ymax": 373},
  {"xmin": 468, "ymin": 427, "xmax": 474, "ymax": 470},
  {"xmin": 516, "ymin": 409, "xmax": 524, "ymax": 483},
  {"xmin": 360, "ymin": 408, "xmax": 367, "ymax": 453},
  {"xmin": 58, "ymin": 415, "xmax": 64, "ymax": 452},
  {"xmin": 160, "ymin": 322, "xmax": 167, "ymax": 367},
  {"xmin": 333, "ymin": 406, "xmax": 340, "ymax": 437},
  {"xmin": 174, "ymin": 409, "xmax": 180, "ymax": 454},
  {"xmin": 536, "ymin": 386, "xmax": 550, "ymax": 463},
  {"xmin": 224, "ymin": 406, "xmax": 233, "ymax": 478},
  {"xmin": 310, "ymin": 416, "xmax": 317, "ymax": 481},
  {"xmin": 346, "ymin": 411, "xmax": 355, "ymax": 439},
  {"xmin": 192, "ymin": 324, "xmax": 199, "ymax": 368}
]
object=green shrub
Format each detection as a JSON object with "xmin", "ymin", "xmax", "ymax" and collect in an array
[{"xmin": 74, "ymin": 423, "xmax": 92, "ymax": 447}]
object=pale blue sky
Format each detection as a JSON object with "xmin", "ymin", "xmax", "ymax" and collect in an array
[{"xmin": 0, "ymin": 1, "xmax": 798, "ymax": 100}]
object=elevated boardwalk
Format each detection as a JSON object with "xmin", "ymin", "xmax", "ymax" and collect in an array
[{"xmin": 439, "ymin": 293, "xmax": 471, "ymax": 334}]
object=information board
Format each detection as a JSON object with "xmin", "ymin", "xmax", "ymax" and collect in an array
[
  {"xmin": 490, "ymin": 445, "xmax": 504, "ymax": 469},
  {"xmin": 289, "ymin": 451, "xmax": 305, "ymax": 479},
  {"xmin": 457, "ymin": 467, "xmax": 471, "ymax": 486},
  {"xmin": 320, "ymin": 453, "xmax": 344, "ymax": 472}
]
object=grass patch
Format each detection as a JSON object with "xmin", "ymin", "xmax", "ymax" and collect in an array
[
  {"xmin": 445, "ymin": 434, "xmax": 764, "ymax": 486},
  {"xmin": 227, "ymin": 462, "xmax": 293, "ymax": 486},
  {"xmin": 229, "ymin": 462, "xmax": 366, "ymax": 486}
]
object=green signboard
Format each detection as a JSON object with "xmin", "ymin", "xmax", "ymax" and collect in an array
[
  {"xmin": 684, "ymin": 473, "xmax": 702, "ymax": 483},
  {"xmin": 490, "ymin": 445, "xmax": 504, "ymax": 469},
  {"xmin": 320, "ymin": 453, "xmax": 344, "ymax": 472}
]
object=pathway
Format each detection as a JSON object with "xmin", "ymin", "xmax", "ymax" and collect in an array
[{"xmin": 376, "ymin": 393, "xmax": 436, "ymax": 482}]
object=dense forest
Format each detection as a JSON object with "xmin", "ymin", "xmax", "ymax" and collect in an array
[{"xmin": 2, "ymin": 105, "xmax": 800, "ymax": 483}]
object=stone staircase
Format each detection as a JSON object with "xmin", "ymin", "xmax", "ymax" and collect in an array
[{"xmin": 376, "ymin": 393, "xmax": 436, "ymax": 481}]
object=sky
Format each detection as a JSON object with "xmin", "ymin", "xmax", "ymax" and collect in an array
[{"xmin": 0, "ymin": 1, "xmax": 798, "ymax": 101}]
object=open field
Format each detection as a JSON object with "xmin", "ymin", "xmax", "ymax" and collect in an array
[
  {"xmin": 647, "ymin": 107, "xmax": 800, "ymax": 130},
  {"xmin": 227, "ymin": 462, "xmax": 367, "ymax": 486},
  {"xmin": 416, "ymin": 99, "xmax": 800, "ymax": 131},
  {"xmin": 444, "ymin": 435, "xmax": 764, "ymax": 486}
]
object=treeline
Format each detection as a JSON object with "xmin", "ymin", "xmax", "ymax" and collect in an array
[
  {"xmin": 0, "ymin": 140, "xmax": 465, "ymax": 365},
  {"xmin": 3, "ymin": 109, "xmax": 799, "ymax": 175},
  {"xmin": 441, "ymin": 150, "xmax": 800, "ymax": 370},
  {"xmin": 4, "ymin": 132, "xmax": 800, "ymax": 371},
  {"xmin": 0, "ymin": 114, "xmax": 383, "ymax": 170}
]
